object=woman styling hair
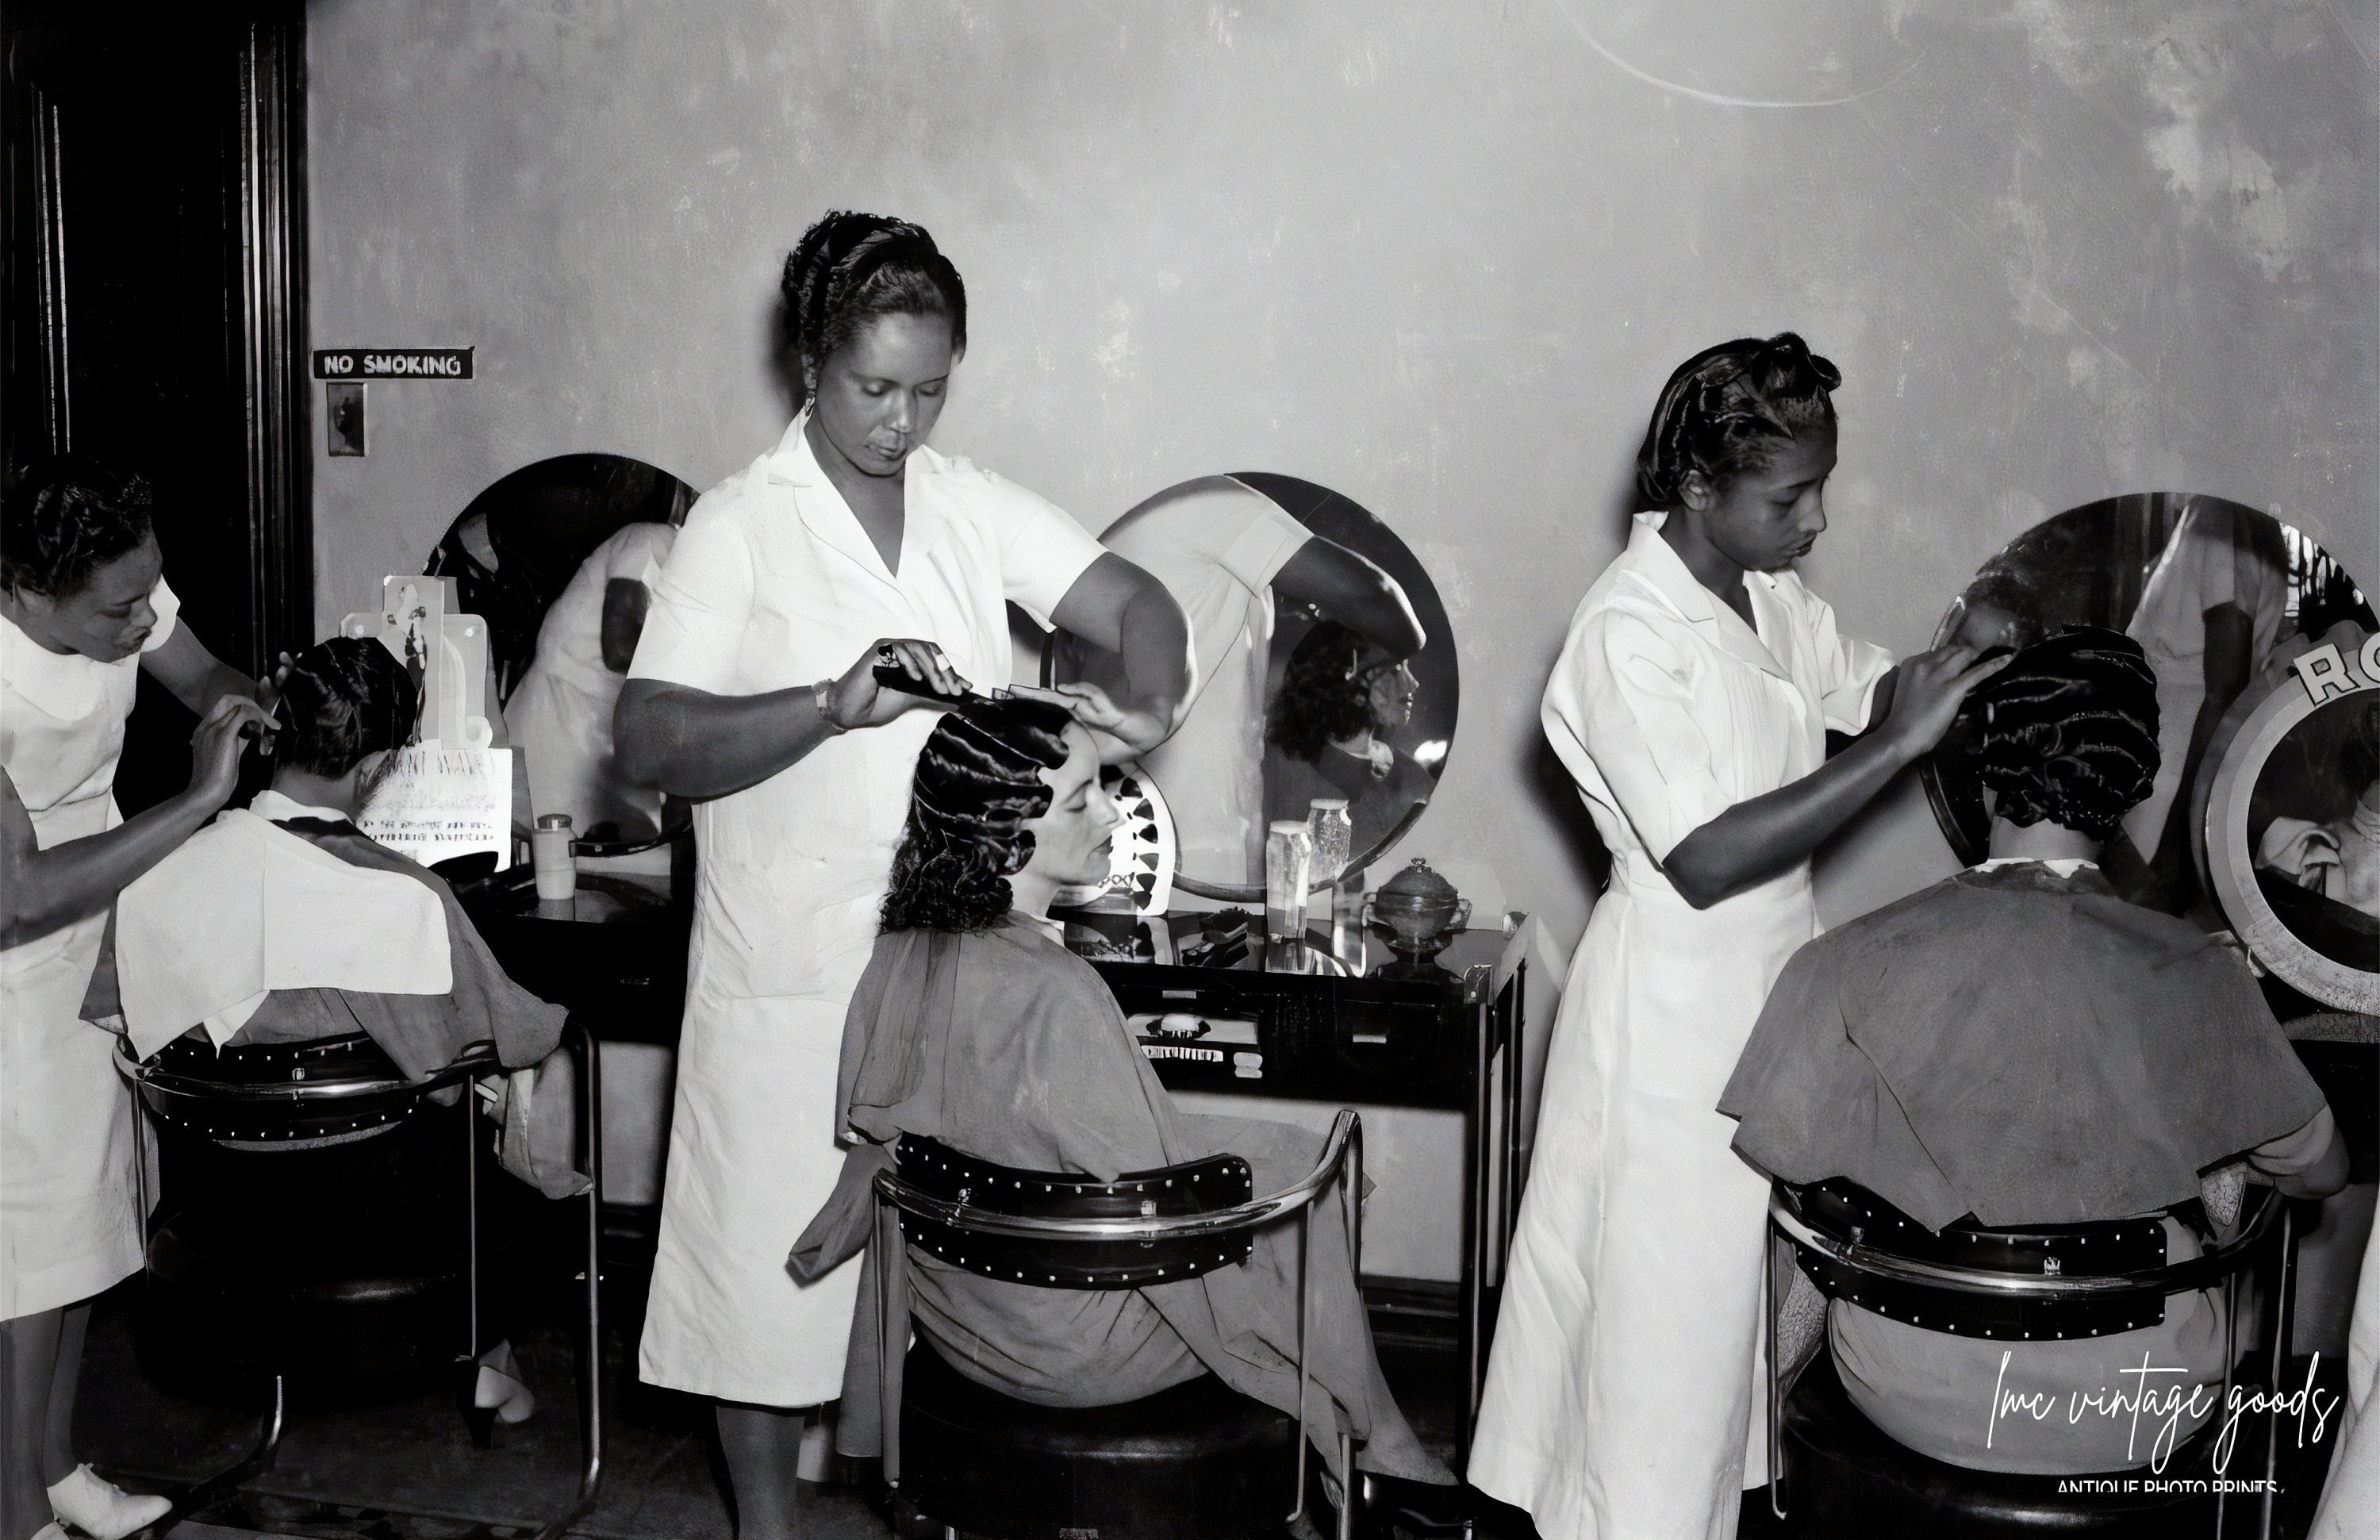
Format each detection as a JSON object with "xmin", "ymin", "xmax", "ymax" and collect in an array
[
  {"xmin": 790, "ymin": 697, "xmax": 1452, "ymax": 1513},
  {"xmin": 1472, "ymin": 335, "xmax": 2005, "ymax": 1540},
  {"xmin": 610, "ymin": 212, "xmax": 1190, "ymax": 1538},
  {"xmin": 1, "ymin": 459, "xmax": 274, "ymax": 1540}
]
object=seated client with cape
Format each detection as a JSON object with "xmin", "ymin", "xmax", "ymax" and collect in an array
[
  {"xmin": 1720, "ymin": 628, "xmax": 2347, "ymax": 1476},
  {"xmin": 790, "ymin": 696, "xmax": 1448, "ymax": 1491}
]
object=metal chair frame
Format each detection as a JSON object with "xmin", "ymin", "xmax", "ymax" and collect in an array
[
  {"xmin": 871, "ymin": 1108, "xmax": 1365, "ymax": 1540},
  {"xmin": 1764, "ymin": 1180, "xmax": 2297, "ymax": 1538},
  {"xmin": 118, "ymin": 1020, "xmax": 605, "ymax": 1540}
]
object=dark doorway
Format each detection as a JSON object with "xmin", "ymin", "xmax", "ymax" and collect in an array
[{"xmin": 3, "ymin": 1, "xmax": 310, "ymax": 813}]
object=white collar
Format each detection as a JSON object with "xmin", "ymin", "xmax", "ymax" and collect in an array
[
  {"xmin": 1974, "ymin": 856, "xmax": 2100, "ymax": 878},
  {"xmin": 1620, "ymin": 513, "xmax": 1789, "ymax": 681}
]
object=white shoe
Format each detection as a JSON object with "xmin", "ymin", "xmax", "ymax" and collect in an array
[
  {"xmin": 473, "ymin": 1339, "xmax": 536, "ymax": 1425},
  {"xmin": 34, "ymin": 1524, "xmax": 71, "ymax": 1540},
  {"xmin": 47, "ymin": 1464, "xmax": 172, "ymax": 1540}
]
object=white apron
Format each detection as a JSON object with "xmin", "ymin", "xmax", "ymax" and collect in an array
[
  {"xmin": 1, "ymin": 582, "xmax": 179, "ymax": 1320},
  {"xmin": 1468, "ymin": 517, "xmax": 1890, "ymax": 1540},
  {"xmin": 628, "ymin": 417, "xmax": 1102, "ymax": 1406}
]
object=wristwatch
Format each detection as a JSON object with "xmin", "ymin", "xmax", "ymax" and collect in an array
[{"xmin": 814, "ymin": 679, "xmax": 846, "ymax": 734}]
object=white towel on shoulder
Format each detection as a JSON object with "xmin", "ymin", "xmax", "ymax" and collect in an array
[{"xmin": 116, "ymin": 805, "xmax": 451, "ymax": 1059}]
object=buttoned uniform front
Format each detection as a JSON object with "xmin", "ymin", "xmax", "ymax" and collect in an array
[
  {"xmin": 1, "ymin": 580, "xmax": 181, "ymax": 1321},
  {"xmin": 1467, "ymin": 514, "xmax": 1892, "ymax": 1540},
  {"xmin": 628, "ymin": 415, "xmax": 1104, "ymax": 1406}
]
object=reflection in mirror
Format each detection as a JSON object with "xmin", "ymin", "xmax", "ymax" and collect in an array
[
  {"xmin": 425, "ymin": 455, "xmax": 697, "ymax": 843},
  {"xmin": 1056, "ymin": 472, "xmax": 1457, "ymax": 901},
  {"xmin": 2249, "ymin": 689, "xmax": 2380, "ymax": 970},
  {"xmin": 1925, "ymin": 493, "xmax": 2373, "ymax": 920}
]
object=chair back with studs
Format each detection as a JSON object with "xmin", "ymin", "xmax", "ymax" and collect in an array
[
  {"xmin": 129, "ymin": 1032, "xmax": 497, "ymax": 1145},
  {"xmin": 889, "ymin": 1133, "xmax": 1254, "ymax": 1288}
]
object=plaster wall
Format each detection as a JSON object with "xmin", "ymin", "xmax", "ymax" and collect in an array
[{"xmin": 306, "ymin": 0, "xmax": 2378, "ymax": 958}]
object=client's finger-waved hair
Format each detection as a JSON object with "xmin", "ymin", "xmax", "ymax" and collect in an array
[
  {"xmin": 1973, "ymin": 626, "xmax": 2159, "ymax": 841},
  {"xmin": 1269, "ymin": 620, "xmax": 1384, "ymax": 763},
  {"xmin": 881, "ymin": 697, "xmax": 1076, "ymax": 934},
  {"xmin": 279, "ymin": 637, "xmax": 418, "ymax": 778}
]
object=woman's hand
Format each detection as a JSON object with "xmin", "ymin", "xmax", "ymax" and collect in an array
[
  {"xmin": 186, "ymin": 694, "xmax": 269, "ymax": 810},
  {"xmin": 824, "ymin": 638, "xmax": 969, "ymax": 730},
  {"xmin": 1879, "ymin": 644, "xmax": 2008, "ymax": 758},
  {"xmin": 1049, "ymin": 680, "xmax": 1169, "ymax": 758}
]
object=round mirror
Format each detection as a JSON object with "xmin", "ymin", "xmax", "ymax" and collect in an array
[
  {"xmin": 2203, "ymin": 649, "xmax": 2380, "ymax": 1010},
  {"xmin": 1054, "ymin": 472, "xmax": 1457, "ymax": 902},
  {"xmin": 425, "ymin": 454, "xmax": 697, "ymax": 845},
  {"xmin": 1924, "ymin": 493, "xmax": 2372, "ymax": 920}
]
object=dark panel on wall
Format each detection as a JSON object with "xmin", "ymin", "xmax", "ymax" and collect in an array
[{"xmin": 2, "ymin": 0, "xmax": 309, "ymax": 812}]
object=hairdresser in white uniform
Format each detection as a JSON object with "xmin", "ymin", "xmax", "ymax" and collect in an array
[
  {"xmin": 614, "ymin": 212, "xmax": 1189, "ymax": 1540},
  {"xmin": 2, "ymin": 459, "xmax": 272, "ymax": 1540},
  {"xmin": 1468, "ymin": 336, "xmax": 2003, "ymax": 1540}
]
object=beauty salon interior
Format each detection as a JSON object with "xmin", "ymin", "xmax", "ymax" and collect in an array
[{"xmin": 5, "ymin": 4, "xmax": 2378, "ymax": 1540}]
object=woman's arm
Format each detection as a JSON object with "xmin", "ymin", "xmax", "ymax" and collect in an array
[
  {"xmin": 1662, "ymin": 644, "xmax": 2003, "ymax": 909},
  {"xmin": 0, "ymin": 697, "xmax": 255, "ymax": 948},
  {"xmin": 613, "ymin": 636, "xmax": 962, "ymax": 801},
  {"xmin": 1046, "ymin": 552, "xmax": 1190, "ymax": 762},
  {"xmin": 141, "ymin": 623, "xmax": 272, "ymax": 715}
]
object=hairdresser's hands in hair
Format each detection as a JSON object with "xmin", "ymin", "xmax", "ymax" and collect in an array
[
  {"xmin": 825, "ymin": 638, "xmax": 969, "ymax": 730},
  {"xmin": 1877, "ymin": 644, "xmax": 2010, "ymax": 756},
  {"xmin": 1046, "ymin": 679, "xmax": 1173, "ymax": 761},
  {"xmin": 188, "ymin": 694, "xmax": 271, "ymax": 808}
]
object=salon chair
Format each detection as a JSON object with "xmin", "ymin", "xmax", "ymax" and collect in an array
[
  {"xmin": 117, "ymin": 1025, "xmax": 605, "ymax": 1540},
  {"xmin": 869, "ymin": 1109, "xmax": 1365, "ymax": 1540},
  {"xmin": 1764, "ymin": 1177, "xmax": 2297, "ymax": 1540}
]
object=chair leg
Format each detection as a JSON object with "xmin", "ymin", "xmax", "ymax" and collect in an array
[
  {"xmin": 532, "ymin": 1020, "xmax": 606, "ymax": 1540},
  {"xmin": 2258, "ymin": 1203, "xmax": 2294, "ymax": 1540},
  {"xmin": 1334, "ymin": 1429, "xmax": 1356, "ymax": 1540},
  {"xmin": 877, "ymin": 1192, "xmax": 911, "ymax": 1491},
  {"xmin": 1287, "ymin": 1208, "xmax": 1314, "ymax": 1527}
]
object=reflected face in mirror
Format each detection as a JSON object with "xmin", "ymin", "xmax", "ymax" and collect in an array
[
  {"xmin": 1023, "ymin": 723, "xmax": 1126, "ymax": 887},
  {"xmin": 2252, "ymin": 695, "xmax": 2380, "ymax": 939},
  {"xmin": 1680, "ymin": 421, "xmax": 1835, "ymax": 573},
  {"xmin": 1367, "ymin": 658, "xmax": 1420, "ymax": 733},
  {"xmin": 806, "ymin": 311, "xmax": 954, "ymax": 481},
  {"xmin": 13, "ymin": 534, "xmax": 166, "ymax": 662}
]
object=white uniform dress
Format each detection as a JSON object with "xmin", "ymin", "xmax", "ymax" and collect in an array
[
  {"xmin": 1468, "ymin": 515, "xmax": 1891, "ymax": 1540},
  {"xmin": 1096, "ymin": 477, "xmax": 1311, "ymax": 885},
  {"xmin": 1, "ymin": 580, "xmax": 180, "ymax": 1321},
  {"xmin": 629, "ymin": 416, "xmax": 1103, "ymax": 1406}
]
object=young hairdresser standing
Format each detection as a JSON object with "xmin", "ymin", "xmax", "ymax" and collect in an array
[
  {"xmin": 613, "ymin": 213, "xmax": 1189, "ymax": 1539},
  {"xmin": 1467, "ymin": 336, "xmax": 2003, "ymax": 1540},
  {"xmin": 1, "ymin": 460, "xmax": 272, "ymax": 1540}
]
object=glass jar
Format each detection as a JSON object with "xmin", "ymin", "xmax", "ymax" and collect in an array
[
  {"xmin": 1265, "ymin": 820, "xmax": 1314, "ymax": 940},
  {"xmin": 1307, "ymin": 797, "xmax": 1353, "ymax": 885}
]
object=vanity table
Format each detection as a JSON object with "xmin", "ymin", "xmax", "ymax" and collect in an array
[{"xmin": 1091, "ymin": 914, "xmax": 1530, "ymax": 1450}]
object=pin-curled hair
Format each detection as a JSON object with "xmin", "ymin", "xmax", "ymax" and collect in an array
[
  {"xmin": 881, "ymin": 697, "xmax": 1075, "ymax": 934},
  {"xmin": 1636, "ymin": 333, "xmax": 1841, "ymax": 509},
  {"xmin": 278, "ymin": 637, "xmax": 419, "ymax": 778},
  {"xmin": 1269, "ymin": 620, "xmax": 1392, "ymax": 763},
  {"xmin": 2, "ymin": 455, "xmax": 155, "ymax": 599},
  {"xmin": 1973, "ymin": 626, "xmax": 2160, "ymax": 841},
  {"xmin": 781, "ymin": 211, "xmax": 967, "ymax": 400}
]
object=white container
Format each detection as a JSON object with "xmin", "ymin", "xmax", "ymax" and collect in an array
[
  {"xmin": 1307, "ymin": 797, "xmax": 1353, "ymax": 885},
  {"xmin": 532, "ymin": 812, "xmax": 578, "ymax": 901},
  {"xmin": 1265, "ymin": 820, "xmax": 1313, "ymax": 941}
]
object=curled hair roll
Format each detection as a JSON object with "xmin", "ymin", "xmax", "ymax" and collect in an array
[
  {"xmin": 881, "ymin": 696, "xmax": 1075, "ymax": 933},
  {"xmin": 278, "ymin": 636, "xmax": 419, "ymax": 778},
  {"xmin": 1972, "ymin": 626, "xmax": 2159, "ymax": 841},
  {"xmin": 781, "ymin": 210, "xmax": 968, "ymax": 398},
  {"xmin": 1636, "ymin": 332, "xmax": 1841, "ymax": 509},
  {"xmin": 1268, "ymin": 620, "xmax": 1381, "ymax": 763},
  {"xmin": 2, "ymin": 455, "xmax": 155, "ymax": 599}
]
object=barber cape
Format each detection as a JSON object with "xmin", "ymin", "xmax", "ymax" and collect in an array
[
  {"xmin": 88, "ymin": 790, "xmax": 565, "ymax": 1081},
  {"xmin": 1719, "ymin": 861, "xmax": 2324, "ymax": 1231}
]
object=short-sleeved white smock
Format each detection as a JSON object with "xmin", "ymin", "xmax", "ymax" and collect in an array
[
  {"xmin": 1468, "ymin": 515, "xmax": 1891, "ymax": 1540},
  {"xmin": 2, "ymin": 579, "xmax": 179, "ymax": 1320},
  {"xmin": 628, "ymin": 416, "xmax": 1101, "ymax": 1405}
]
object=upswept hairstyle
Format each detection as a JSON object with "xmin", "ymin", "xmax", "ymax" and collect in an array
[
  {"xmin": 278, "ymin": 637, "xmax": 419, "ymax": 778},
  {"xmin": 1269, "ymin": 620, "xmax": 1390, "ymax": 763},
  {"xmin": 781, "ymin": 211, "xmax": 968, "ymax": 398},
  {"xmin": 1636, "ymin": 333, "xmax": 1841, "ymax": 509},
  {"xmin": 881, "ymin": 697, "xmax": 1075, "ymax": 934},
  {"xmin": 2, "ymin": 455, "xmax": 155, "ymax": 599},
  {"xmin": 1973, "ymin": 626, "xmax": 2160, "ymax": 841}
]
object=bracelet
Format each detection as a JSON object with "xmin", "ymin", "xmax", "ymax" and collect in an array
[{"xmin": 813, "ymin": 679, "xmax": 847, "ymax": 735}]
